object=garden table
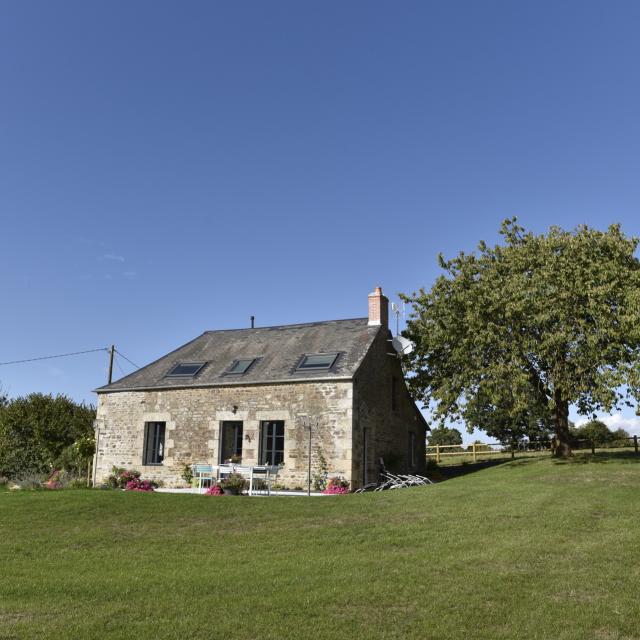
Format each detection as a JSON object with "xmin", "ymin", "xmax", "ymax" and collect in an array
[{"xmin": 216, "ymin": 464, "xmax": 280, "ymax": 496}]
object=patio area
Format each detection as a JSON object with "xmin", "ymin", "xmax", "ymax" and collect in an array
[{"xmin": 156, "ymin": 487, "xmax": 327, "ymax": 496}]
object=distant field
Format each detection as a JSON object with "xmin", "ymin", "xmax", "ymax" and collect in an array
[{"xmin": 2, "ymin": 452, "xmax": 639, "ymax": 639}]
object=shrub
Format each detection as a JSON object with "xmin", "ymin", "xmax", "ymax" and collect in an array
[
  {"xmin": 312, "ymin": 447, "xmax": 329, "ymax": 491},
  {"xmin": 125, "ymin": 479, "xmax": 156, "ymax": 492},
  {"xmin": 219, "ymin": 473, "xmax": 246, "ymax": 493},
  {"xmin": 44, "ymin": 469, "xmax": 88, "ymax": 489},
  {"xmin": 181, "ymin": 464, "xmax": 193, "ymax": 485},
  {"xmin": 0, "ymin": 393, "xmax": 95, "ymax": 478},
  {"xmin": 107, "ymin": 466, "xmax": 141, "ymax": 489},
  {"xmin": 68, "ymin": 478, "xmax": 89, "ymax": 489},
  {"xmin": 323, "ymin": 476, "xmax": 349, "ymax": 494},
  {"xmin": 205, "ymin": 484, "xmax": 223, "ymax": 496},
  {"xmin": 45, "ymin": 469, "xmax": 64, "ymax": 489},
  {"xmin": 11, "ymin": 474, "xmax": 46, "ymax": 490}
]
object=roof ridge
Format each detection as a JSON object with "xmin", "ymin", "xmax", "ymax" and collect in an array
[{"xmin": 203, "ymin": 317, "xmax": 368, "ymax": 334}]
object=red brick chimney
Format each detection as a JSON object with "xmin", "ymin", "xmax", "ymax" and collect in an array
[{"xmin": 368, "ymin": 286, "xmax": 389, "ymax": 327}]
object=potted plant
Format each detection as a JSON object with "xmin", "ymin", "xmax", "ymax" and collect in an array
[{"xmin": 219, "ymin": 473, "xmax": 246, "ymax": 496}]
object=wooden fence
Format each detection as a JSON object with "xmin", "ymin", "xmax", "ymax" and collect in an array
[{"xmin": 426, "ymin": 436, "xmax": 640, "ymax": 464}]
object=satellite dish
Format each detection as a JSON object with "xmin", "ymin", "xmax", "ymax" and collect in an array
[{"xmin": 391, "ymin": 336, "xmax": 414, "ymax": 355}]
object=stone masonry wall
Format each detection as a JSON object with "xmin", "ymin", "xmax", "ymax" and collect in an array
[
  {"xmin": 352, "ymin": 328, "xmax": 428, "ymax": 486},
  {"xmin": 94, "ymin": 381, "xmax": 353, "ymax": 489}
]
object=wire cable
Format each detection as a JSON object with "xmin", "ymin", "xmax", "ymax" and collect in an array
[
  {"xmin": 0, "ymin": 347, "xmax": 109, "ymax": 367},
  {"xmin": 115, "ymin": 349, "xmax": 140, "ymax": 370},
  {"xmin": 114, "ymin": 355, "xmax": 126, "ymax": 377}
]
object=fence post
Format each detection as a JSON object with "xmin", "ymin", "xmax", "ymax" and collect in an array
[
  {"xmin": 436, "ymin": 445, "xmax": 441, "ymax": 464},
  {"xmin": 591, "ymin": 440, "xmax": 596, "ymax": 455},
  {"xmin": 634, "ymin": 435, "xmax": 638, "ymax": 455},
  {"xmin": 472, "ymin": 442, "xmax": 477, "ymax": 462}
]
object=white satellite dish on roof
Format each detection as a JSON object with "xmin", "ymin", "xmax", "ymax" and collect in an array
[{"xmin": 391, "ymin": 335, "xmax": 414, "ymax": 355}]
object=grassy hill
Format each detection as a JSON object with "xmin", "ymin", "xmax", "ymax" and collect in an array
[{"xmin": 1, "ymin": 453, "xmax": 639, "ymax": 639}]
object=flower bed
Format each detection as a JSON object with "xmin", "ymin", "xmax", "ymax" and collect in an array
[
  {"xmin": 322, "ymin": 476, "xmax": 350, "ymax": 494},
  {"xmin": 125, "ymin": 479, "xmax": 156, "ymax": 492}
]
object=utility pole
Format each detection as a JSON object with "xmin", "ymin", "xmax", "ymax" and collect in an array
[
  {"xmin": 307, "ymin": 422, "xmax": 312, "ymax": 496},
  {"xmin": 303, "ymin": 418, "xmax": 316, "ymax": 496},
  {"xmin": 107, "ymin": 345, "xmax": 115, "ymax": 384}
]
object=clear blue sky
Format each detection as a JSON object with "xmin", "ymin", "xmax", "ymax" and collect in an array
[{"xmin": 2, "ymin": 1, "xmax": 640, "ymax": 439}]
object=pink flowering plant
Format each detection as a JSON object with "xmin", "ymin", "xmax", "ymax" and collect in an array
[
  {"xmin": 45, "ymin": 469, "xmax": 63, "ymax": 490},
  {"xmin": 44, "ymin": 469, "xmax": 85, "ymax": 489},
  {"xmin": 125, "ymin": 478, "xmax": 157, "ymax": 492},
  {"xmin": 205, "ymin": 484, "xmax": 224, "ymax": 496},
  {"xmin": 107, "ymin": 466, "xmax": 141, "ymax": 489},
  {"xmin": 322, "ymin": 476, "xmax": 350, "ymax": 494}
]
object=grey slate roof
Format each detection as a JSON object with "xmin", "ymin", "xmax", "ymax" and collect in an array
[{"xmin": 96, "ymin": 318, "xmax": 381, "ymax": 393}]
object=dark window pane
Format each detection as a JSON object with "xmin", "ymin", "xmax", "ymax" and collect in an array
[
  {"xmin": 220, "ymin": 421, "xmax": 243, "ymax": 462},
  {"xmin": 259, "ymin": 421, "xmax": 284, "ymax": 465},
  {"xmin": 166, "ymin": 362, "xmax": 206, "ymax": 377},
  {"xmin": 144, "ymin": 422, "xmax": 165, "ymax": 465},
  {"xmin": 227, "ymin": 359, "xmax": 255, "ymax": 374},
  {"xmin": 297, "ymin": 353, "xmax": 338, "ymax": 370}
]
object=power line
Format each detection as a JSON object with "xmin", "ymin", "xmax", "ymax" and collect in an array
[
  {"xmin": 115, "ymin": 349, "xmax": 140, "ymax": 370},
  {"xmin": 0, "ymin": 347, "xmax": 109, "ymax": 367},
  {"xmin": 114, "ymin": 355, "xmax": 126, "ymax": 377}
]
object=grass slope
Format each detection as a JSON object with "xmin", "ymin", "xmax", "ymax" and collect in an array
[{"xmin": 1, "ymin": 454, "xmax": 639, "ymax": 640}]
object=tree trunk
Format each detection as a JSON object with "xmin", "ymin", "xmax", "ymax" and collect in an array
[{"xmin": 552, "ymin": 392, "xmax": 572, "ymax": 457}]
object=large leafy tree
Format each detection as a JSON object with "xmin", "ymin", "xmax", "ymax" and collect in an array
[
  {"xmin": 401, "ymin": 219, "xmax": 640, "ymax": 457},
  {"xmin": 428, "ymin": 426, "xmax": 463, "ymax": 446},
  {"xmin": 0, "ymin": 393, "xmax": 96, "ymax": 477},
  {"xmin": 576, "ymin": 420, "xmax": 613, "ymax": 445}
]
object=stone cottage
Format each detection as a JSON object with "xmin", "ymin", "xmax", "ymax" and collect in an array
[{"xmin": 93, "ymin": 287, "xmax": 427, "ymax": 489}]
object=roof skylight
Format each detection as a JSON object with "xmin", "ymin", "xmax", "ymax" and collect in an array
[
  {"xmin": 297, "ymin": 353, "xmax": 338, "ymax": 371},
  {"xmin": 166, "ymin": 362, "xmax": 206, "ymax": 378},
  {"xmin": 226, "ymin": 358, "xmax": 257, "ymax": 375}
]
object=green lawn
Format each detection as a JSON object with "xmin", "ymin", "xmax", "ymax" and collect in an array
[{"xmin": 2, "ymin": 454, "xmax": 639, "ymax": 640}]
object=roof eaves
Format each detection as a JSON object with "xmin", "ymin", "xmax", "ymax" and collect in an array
[{"xmin": 95, "ymin": 375, "xmax": 354, "ymax": 394}]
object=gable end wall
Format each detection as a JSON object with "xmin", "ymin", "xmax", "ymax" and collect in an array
[{"xmin": 352, "ymin": 328, "xmax": 427, "ymax": 485}]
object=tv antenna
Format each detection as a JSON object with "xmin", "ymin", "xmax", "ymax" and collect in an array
[{"xmin": 390, "ymin": 301, "xmax": 406, "ymax": 336}]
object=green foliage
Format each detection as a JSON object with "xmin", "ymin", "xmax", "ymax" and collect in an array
[
  {"xmin": 10, "ymin": 473, "xmax": 46, "ymax": 490},
  {"xmin": 219, "ymin": 473, "xmax": 246, "ymax": 493},
  {"xmin": 611, "ymin": 427, "xmax": 632, "ymax": 447},
  {"xmin": 106, "ymin": 467, "xmax": 141, "ymax": 489},
  {"xmin": 181, "ymin": 464, "xmax": 194, "ymax": 485},
  {"xmin": 468, "ymin": 440, "xmax": 492, "ymax": 452},
  {"xmin": 570, "ymin": 421, "xmax": 632, "ymax": 448},
  {"xmin": 312, "ymin": 446, "xmax": 329, "ymax": 491},
  {"xmin": 402, "ymin": 219, "xmax": 640, "ymax": 456},
  {"xmin": 0, "ymin": 393, "xmax": 96, "ymax": 478},
  {"xmin": 428, "ymin": 426, "xmax": 462, "ymax": 446},
  {"xmin": 577, "ymin": 420, "xmax": 613, "ymax": 444}
]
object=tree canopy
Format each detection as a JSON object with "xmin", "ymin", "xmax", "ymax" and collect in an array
[
  {"xmin": 401, "ymin": 219, "xmax": 640, "ymax": 456},
  {"xmin": 569, "ymin": 421, "xmax": 631, "ymax": 447},
  {"xmin": 0, "ymin": 393, "xmax": 96, "ymax": 478},
  {"xmin": 427, "ymin": 426, "xmax": 463, "ymax": 447}
]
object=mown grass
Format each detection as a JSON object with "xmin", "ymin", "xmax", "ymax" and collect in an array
[{"xmin": 1, "ymin": 453, "xmax": 639, "ymax": 640}]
